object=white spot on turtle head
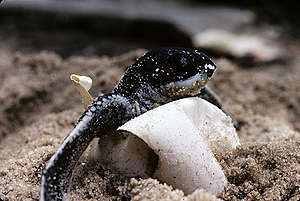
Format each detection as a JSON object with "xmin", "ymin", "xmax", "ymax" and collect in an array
[
  {"xmin": 205, "ymin": 63, "xmax": 215, "ymax": 70},
  {"xmin": 180, "ymin": 57, "xmax": 188, "ymax": 66}
]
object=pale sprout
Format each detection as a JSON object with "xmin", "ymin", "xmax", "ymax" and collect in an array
[{"xmin": 70, "ymin": 74, "xmax": 93, "ymax": 108}]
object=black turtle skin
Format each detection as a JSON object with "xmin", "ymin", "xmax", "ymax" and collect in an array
[{"xmin": 40, "ymin": 47, "xmax": 236, "ymax": 201}]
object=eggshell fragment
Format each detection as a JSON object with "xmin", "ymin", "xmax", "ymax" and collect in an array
[
  {"xmin": 70, "ymin": 74, "xmax": 92, "ymax": 91},
  {"xmin": 91, "ymin": 97, "xmax": 240, "ymax": 195},
  {"xmin": 70, "ymin": 74, "xmax": 93, "ymax": 108}
]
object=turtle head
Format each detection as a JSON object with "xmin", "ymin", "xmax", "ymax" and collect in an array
[{"xmin": 115, "ymin": 47, "xmax": 216, "ymax": 99}]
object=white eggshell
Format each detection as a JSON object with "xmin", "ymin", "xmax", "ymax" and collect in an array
[
  {"xmin": 91, "ymin": 97, "xmax": 240, "ymax": 195},
  {"xmin": 90, "ymin": 133, "xmax": 157, "ymax": 178}
]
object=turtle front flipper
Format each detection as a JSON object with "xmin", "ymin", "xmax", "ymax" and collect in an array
[
  {"xmin": 40, "ymin": 94, "xmax": 136, "ymax": 201},
  {"xmin": 41, "ymin": 115, "xmax": 95, "ymax": 201},
  {"xmin": 198, "ymin": 86, "xmax": 240, "ymax": 130}
]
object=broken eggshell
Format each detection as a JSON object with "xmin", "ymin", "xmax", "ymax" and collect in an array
[
  {"xmin": 70, "ymin": 74, "xmax": 93, "ymax": 108},
  {"xmin": 90, "ymin": 97, "xmax": 240, "ymax": 195}
]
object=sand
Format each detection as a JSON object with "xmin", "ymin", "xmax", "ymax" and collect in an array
[{"xmin": 0, "ymin": 49, "xmax": 300, "ymax": 201}]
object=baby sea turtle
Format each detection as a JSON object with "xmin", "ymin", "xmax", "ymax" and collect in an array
[{"xmin": 40, "ymin": 47, "xmax": 237, "ymax": 201}]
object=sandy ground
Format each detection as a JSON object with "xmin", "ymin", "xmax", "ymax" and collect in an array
[{"xmin": 0, "ymin": 49, "xmax": 300, "ymax": 201}]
